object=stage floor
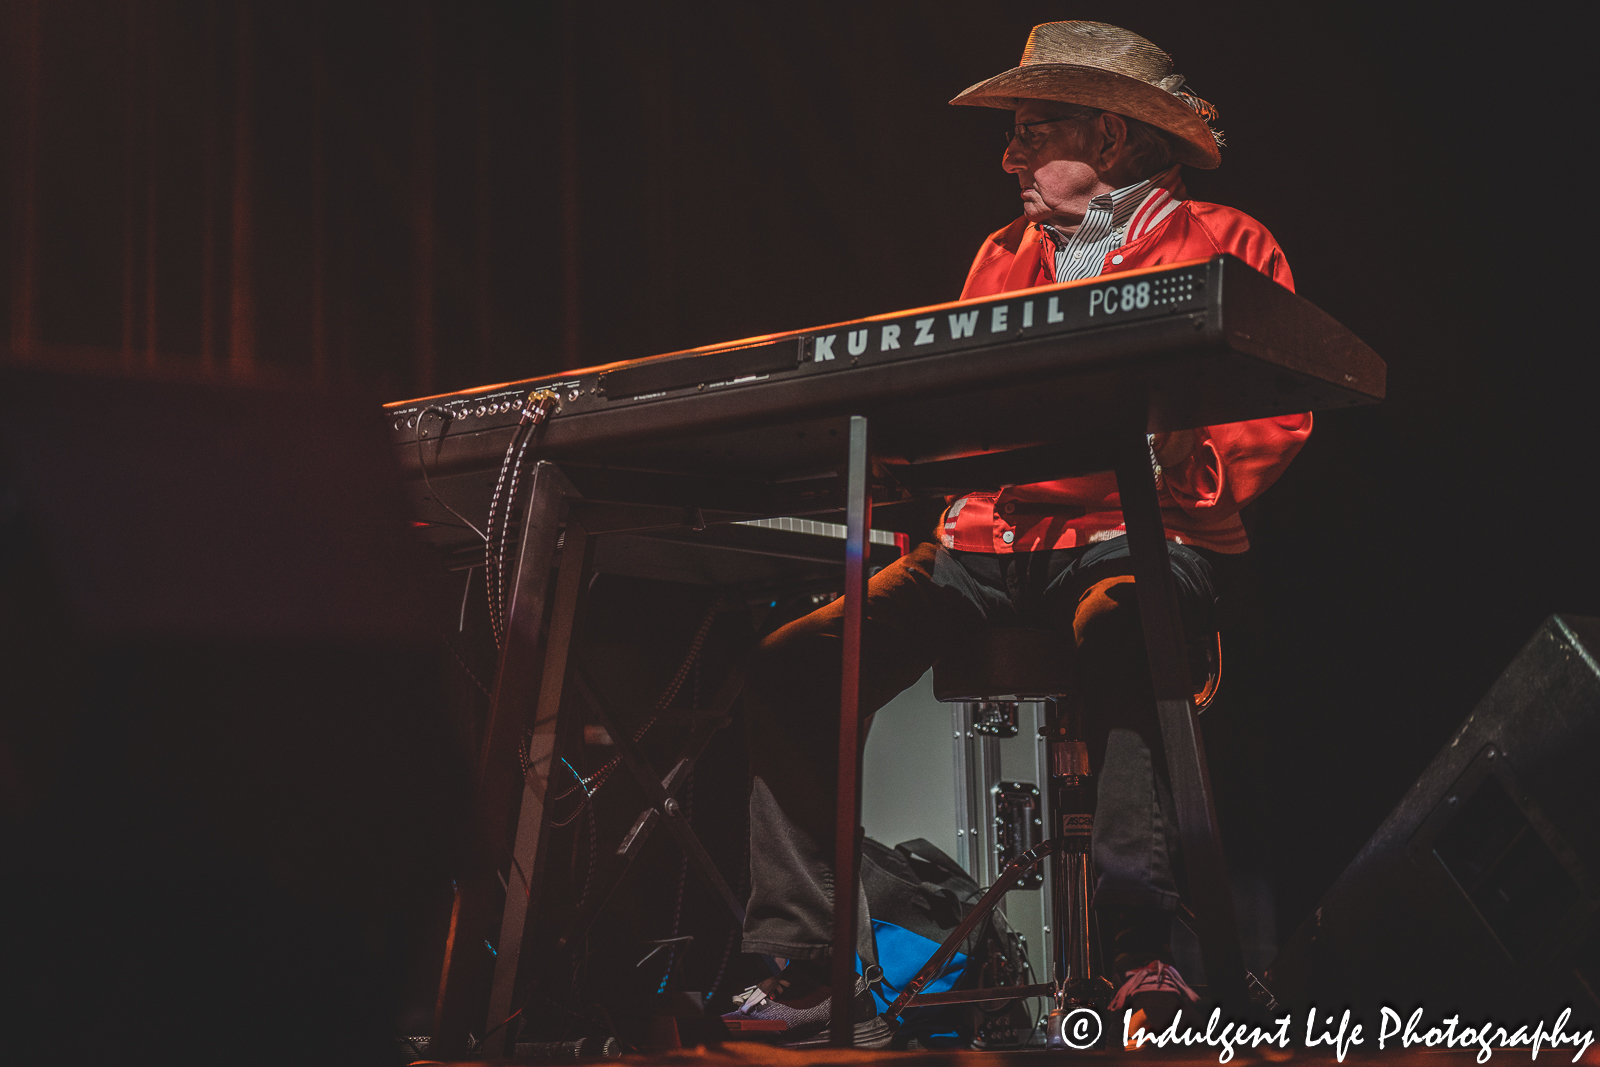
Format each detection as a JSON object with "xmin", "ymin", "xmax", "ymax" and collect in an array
[{"xmin": 418, "ymin": 1045, "xmax": 1564, "ymax": 1066}]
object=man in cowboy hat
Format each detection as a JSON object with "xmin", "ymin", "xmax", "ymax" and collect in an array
[{"xmin": 726, "ymin": 22, "xmax": 1309, "ymax": 1046}]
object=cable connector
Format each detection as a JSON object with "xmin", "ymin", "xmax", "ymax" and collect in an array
[{"xmin": 520, "ymin": 388, "xmax": 561, "ymax": 427}]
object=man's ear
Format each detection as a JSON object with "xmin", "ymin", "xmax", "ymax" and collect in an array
[{"xmin": 1097, "ymin": 112, "xmax": 1129, "ymax": 171}]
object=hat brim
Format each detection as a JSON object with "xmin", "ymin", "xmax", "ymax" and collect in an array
[{"xmin": 951, "ymin": 63, "xmax": 1220, "ymax": 169}]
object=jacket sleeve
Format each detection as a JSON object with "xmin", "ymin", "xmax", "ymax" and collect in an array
[
  {"xmin": 1160, "ymin": 204, "xmax": 1310, "ymax": 518},
  {"xmin": 1160, "ymin": 416, "xmax": 1312, "ymax": 521},
  {"xmin": 1202, "ymin": 202, "xmax": 1295, "ymax": 291},
  {"xmin": 960, "ymin": 218, "xmax": 1031, "ymax": 300}
]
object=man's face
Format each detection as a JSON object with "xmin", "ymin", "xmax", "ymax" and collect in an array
[{"xmin": 1003, "ymin": 100, "xmax": 1108, "ymax": 228}]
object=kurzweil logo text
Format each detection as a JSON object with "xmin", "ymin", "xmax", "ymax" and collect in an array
[{"xmin": 811, "ymin": 296, "xmax": 1071, "ymax": 362}]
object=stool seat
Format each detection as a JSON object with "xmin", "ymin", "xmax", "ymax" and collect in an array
[{"xmin": 933, "ymin": 627, "xmax": 1074, "ymax": 702}]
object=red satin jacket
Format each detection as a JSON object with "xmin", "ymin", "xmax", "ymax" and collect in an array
[{"xmin": 941, "ymin": 180, "xmax": 1312, "ymax": 556}]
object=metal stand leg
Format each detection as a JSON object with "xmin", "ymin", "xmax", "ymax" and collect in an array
[
  {"xmin": 433, "ymin": 461, "xmax": 578, "ymax": 1059},
  {"xmin": 1113, "ymin": 433, "xmax": 1248, "ymax": 1009},
  {"xmin": 481, "ymin": 517, "xmax": 592, "ymax": 1056},
  {"xmin": 1044, "ymin": 698, "xmax": 1113, "ymax": 1047},
  {"xmin": 829, "ymin": 415, "xmax": 871, "ymax": 1047}
]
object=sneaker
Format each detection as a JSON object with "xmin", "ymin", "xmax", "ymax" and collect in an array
[
  {"xmin": 1110, "ymin": 960, "xmax": 1200, "ymax": 1046},
  {"xmin": 722, "ymin": 960, "xmax": 893, "ymax": 1049}
]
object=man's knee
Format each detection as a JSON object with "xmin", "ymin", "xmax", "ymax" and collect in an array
[
  {"xmin": 1071, "ymin": 572, "xmax": 1218, "ymax": 702},
  {"xmin": 745, "ymin": 607, "xmax": 840, "ymax": 712},
  {"xmin": 1072, "ymin": 575, "xmax": 1142, "ymax": 652}
]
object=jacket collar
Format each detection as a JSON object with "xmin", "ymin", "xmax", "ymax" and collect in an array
[
  {"xmin": 1013, "ymin": 164, "xmax": 1189, "ymax": 285},
  {"xmin": 1125, "ymin": 164, "xmax": 1186, "ymax": 242},
  {"xmin": 1039, "ymin": 164, "xmax": 1186, "ymax": 251}
]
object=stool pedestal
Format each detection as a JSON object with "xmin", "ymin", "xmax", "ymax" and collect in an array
[
  {"xmin": 890, "ymin": 603, "xmax": 1264, "ymax": 1041},
  {"xmin": 933, "ymin": 630, "xmax": 1112, "ymax": 1044},
  {"xmin": 1042, "ymin": 700, "xmax": 1115, "ymax": 1046}
]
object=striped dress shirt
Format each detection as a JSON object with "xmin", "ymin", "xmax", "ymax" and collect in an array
[{"xmin": 1042, "ymin": 165, "xmax": 1184, "ymax": 283}]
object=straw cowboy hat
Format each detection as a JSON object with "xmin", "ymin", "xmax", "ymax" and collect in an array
[{"xmin": 951, "ymin": 21, "xmax": 1224, "ymax": 169}]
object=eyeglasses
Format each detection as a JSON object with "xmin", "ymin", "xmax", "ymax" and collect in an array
[{"xmin": 1002, "ymin": 116, "xmax": 1073, "ymax": 150}]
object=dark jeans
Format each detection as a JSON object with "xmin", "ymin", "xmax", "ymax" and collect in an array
[{"xmin": 738, "ymin": 535, "xmax": 1221, "ymax": 967}]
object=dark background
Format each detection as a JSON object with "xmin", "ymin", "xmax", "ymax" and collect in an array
[{"xmin": 1, "ymin": 0, "xmax": 1592, "ymax": 985}]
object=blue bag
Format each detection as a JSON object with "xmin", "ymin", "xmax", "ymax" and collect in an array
[{"xmin": 858, "ymin": 837, "xmax": 1030, "ymax": 1047}]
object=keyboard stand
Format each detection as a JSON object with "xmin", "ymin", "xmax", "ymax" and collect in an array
[
  {"xmin": 399, "ymin": 259, "xmax": 1387, "ymax": 1052},
  {"xmin": 428, "ymin": 424, "xmax": 1259, "ymax": 1055},
  {"xmin": 430, "ymin": 461, "xmax": 581, "ymax": 1060},
  {"xmin": 428, "ymin": 458, "xmax": 897, "ymax": 1057}
]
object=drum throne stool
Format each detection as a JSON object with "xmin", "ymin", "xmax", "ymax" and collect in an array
[{"xmin": 882, "ymin": 624, "xmax": 1265, "ymax": 1048}]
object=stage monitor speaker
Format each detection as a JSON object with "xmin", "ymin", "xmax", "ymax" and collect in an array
[{"xmin": 1266, "ymin": 614, "xmax": 1600, "ymax": 1024}]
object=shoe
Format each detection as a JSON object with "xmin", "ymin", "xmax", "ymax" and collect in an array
[
  {"xmin": 722, "ymin": 960, "xmax": 894, "ymax": 1049},
  {"xmin": 1110, "ymin": 960, "xmax": 1200, "ymax": 1046}
]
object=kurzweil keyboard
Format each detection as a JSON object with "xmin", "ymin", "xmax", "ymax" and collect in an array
[{"xmin": 389, "ymin": 255, "xmax": 1382, "ymax": 499}]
